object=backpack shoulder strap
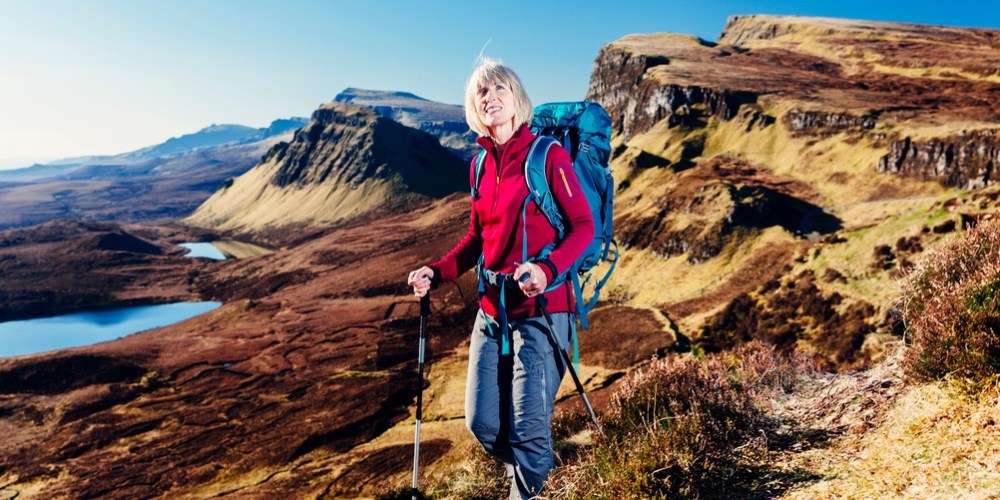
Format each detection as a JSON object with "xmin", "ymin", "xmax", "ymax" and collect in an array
[
  {"xmin": 471, "ymin": 148, "xmax": 487, "ymax": 199},
  {"xmin": 523, "ymin": 136, "xmax": 565, "ymax": 238}
]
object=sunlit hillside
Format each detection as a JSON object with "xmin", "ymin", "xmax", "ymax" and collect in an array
[{"xmin": 1, "ymin": 14, "xmax": 998, "ymax": 500}]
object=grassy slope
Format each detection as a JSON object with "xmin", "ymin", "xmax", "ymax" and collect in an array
[
  {"xmin": 608, "ymin": 87, "xmax": 950, "ymax": 335},
  {"xmin": 184, "ymin": 156, "xmax": 399, "ymax": 232},
  {"xmin": 567, "ymin": 20, "xmax": 997, "ymax": 494}
]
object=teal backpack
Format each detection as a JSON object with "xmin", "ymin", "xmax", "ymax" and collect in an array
[{"xmin": 472, "ymin": 101, "xmax": 618, "ymax": 333}]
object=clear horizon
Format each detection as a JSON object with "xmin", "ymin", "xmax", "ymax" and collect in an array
[{"xmin": 1, "ymin": 0, "xmax": 997, "ymax": 169}]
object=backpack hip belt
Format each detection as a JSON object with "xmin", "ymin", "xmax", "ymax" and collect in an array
[{"xmin": 475, "ymin": 263, "xmax": 519, "ymax": 356}]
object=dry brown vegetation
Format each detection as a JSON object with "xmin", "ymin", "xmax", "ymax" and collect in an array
[
  {"xmin": 4, "ymin": 13, "xmax": 1000, "ymax": 499},
  {"xmin": 902, "ymin": 220, "xmax": 1000, "ymax": 383},
  {"xmin": 696, "ymin": 270, "xmax": 878, "ymax": 371}
]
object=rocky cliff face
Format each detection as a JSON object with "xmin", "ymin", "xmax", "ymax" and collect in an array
[
  {"xmin": 877, "ymin": 130, "xmax": 1000, "ymax": 190},
  {"xmin": 587, "ymin": 35, "xmax": 764, "ymax": 140},
  {"xmin": 587, "ymin": 15, "xmax": 1000, "ymax": 367},
  {"xmin": 185, "ymin": 102, "xmax": 466, "ymax": 236},
  {"xmin": 783, "ymin": 109, "xmax": 878, "ymax": 135},
  {"xmin": 334, "ymin": 88, "xmax": 478, "ymax": 160}
]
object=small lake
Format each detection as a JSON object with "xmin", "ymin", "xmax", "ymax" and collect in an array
[
  {"xmin": 0, "ymin": 301, "xmax": 222, "ymax": 358},
  {"xmin": 179, "ymin": 242, "xmax": 227, "ymax": 260}
]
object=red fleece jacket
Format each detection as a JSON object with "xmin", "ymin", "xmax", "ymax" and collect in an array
[{"xmin": 430, "ymin": 124, "xmax": 595, "ymax": 319}]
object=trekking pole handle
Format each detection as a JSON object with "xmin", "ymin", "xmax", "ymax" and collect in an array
[{"xmin": 419, "ymin": 277, "xmax": 430, "ymax": 316}]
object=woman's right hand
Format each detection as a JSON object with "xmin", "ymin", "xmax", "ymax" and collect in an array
[{"xmin": 407, "ymin": 266, "xmax": 434, "ymax": 298}]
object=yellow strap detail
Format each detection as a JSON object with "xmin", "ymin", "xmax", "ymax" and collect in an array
[{"xmin": 559, "ymin": 168, "xmax": 573, "ymax": 197}]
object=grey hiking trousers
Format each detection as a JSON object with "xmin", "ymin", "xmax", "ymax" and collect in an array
[{"xmin": 466, "ymin": 309, "xmax": 570, "ymax": 500}]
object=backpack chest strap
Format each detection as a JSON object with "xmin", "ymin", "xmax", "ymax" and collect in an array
[{"xmin": 479, "ymin": 267, "xmax": 512, "ymax": 291}]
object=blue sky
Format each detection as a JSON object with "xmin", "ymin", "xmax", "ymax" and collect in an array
[{"xmin": 1, "ymin": 0, "xmax": 997, "ymax": 168}]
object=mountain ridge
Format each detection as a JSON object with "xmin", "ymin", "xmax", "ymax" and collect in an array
[
  {"xmin": 184, "ymin": 101, "xmax": 467, "ymax": 236},
  {"xmin": 0, "ymin": 118, "xmax": 308, "ymax": 184},
  {"xmin": 333, "ymin": 88, "xmax": 478, "ymax": 160}
]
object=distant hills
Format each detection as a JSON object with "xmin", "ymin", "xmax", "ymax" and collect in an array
[
  {"xmin": 121, "ymin": 119, "xmax": 307, "ymax": 163},
  {"xmin": 0, "ymin": 120, "xmax": 305, "ymax": 229},
  {"xmin": 0, "ymin": 90, "xmax": 480, "ymax": 230},
  {"xmin": 0, "ymin": 118, "xmax": 308, "ymax": 184}
]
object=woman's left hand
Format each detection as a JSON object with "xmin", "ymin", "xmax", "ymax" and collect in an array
[{"xmin": 513, "ymin": 262, "xmax": 548, "ymax": 298}]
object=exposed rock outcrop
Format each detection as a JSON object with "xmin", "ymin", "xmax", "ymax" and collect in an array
[
  {"xmin": 876, "ymin": 130, "xmax": 1000, "ymax": 190},
  {"xmin": 783, "ymin": 109, "xmax": 878, "ymax": 134},
  {"xmin": 587, "ymin": 36, "xmax": 764, "ymax": 140},
  {"xmin": 334, "ymin": 88, "xmax": 478, "ymax": 160}
]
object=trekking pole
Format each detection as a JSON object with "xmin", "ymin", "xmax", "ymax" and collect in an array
[
  {"xmin": 412, "ymin": 285, "xmax": 430, "ymax": 500},
  {"xmin": 520, "ymin": 274, "xmax": 603, "ymax": 434}
]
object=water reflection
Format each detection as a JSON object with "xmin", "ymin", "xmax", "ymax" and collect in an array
[
  {"xmin": 0, "ymin": 301, "xmax": 222, "ymax": 358},
  {"xmin": 179, "ymin": 242, "xmax": 227, "ymax": 260}
]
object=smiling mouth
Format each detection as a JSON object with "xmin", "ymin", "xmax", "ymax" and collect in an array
[{"xmin": 484, "ymin": 106, "xmax": 501, "ymax": 113}]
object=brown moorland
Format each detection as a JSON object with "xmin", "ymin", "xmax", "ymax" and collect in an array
[{"xmin": 2, "ymin": 14, "xmax": 1000, "ymax": 498}]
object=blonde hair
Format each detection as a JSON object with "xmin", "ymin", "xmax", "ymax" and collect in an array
[{"xmin": 464, "ymin": 57, "xmax": 533, "ymax": 137}]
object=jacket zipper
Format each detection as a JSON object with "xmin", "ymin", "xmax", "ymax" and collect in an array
[{"xmin": 491, "ymin": 148, "xmax": 501, "ymax": 214}]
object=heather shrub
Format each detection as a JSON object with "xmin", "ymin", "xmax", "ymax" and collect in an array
[
  {"xmin": 902, "ymin": 220, "xmax": 1000, "ymax": 384},
  {"xmin": 547, "ymin": 342, "xmax": 798, "ymax": 498}
]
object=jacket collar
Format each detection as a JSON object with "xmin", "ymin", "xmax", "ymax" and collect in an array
[{"xmin": 476, "ymin": 123, "xmax": 535, "ymax": 158}]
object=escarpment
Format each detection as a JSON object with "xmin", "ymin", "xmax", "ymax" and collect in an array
[
  {"xmin": 185, "ymin": 102, "xmax": 466, "ymax": 236},
  {"xmin": 783, "ymin": 109, "xmax": 879, "ymax": 134},
  {"xmin": 877, "ymin": 130, "xmax": 1000, "ymax": 190},
  {"xmin": 587, "ymin": 36, "xmax": 764, "ymax": 140},
  {"xmin": 589, "ymin": 15, "xmax": 1000, "ymax": 364},
  {"xmin": 333, "ymin": 88, "xmax": 478, "ymax": 160}
]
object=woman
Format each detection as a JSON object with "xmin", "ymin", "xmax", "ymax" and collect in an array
[{"xmin": 407, "ymin": 57, "xmax": 594, "ymax": 499}]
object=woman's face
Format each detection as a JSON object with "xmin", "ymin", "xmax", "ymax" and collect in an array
[{"xmin": 477, "ymin": 77, "xmax": 515, "ymax": 132}]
